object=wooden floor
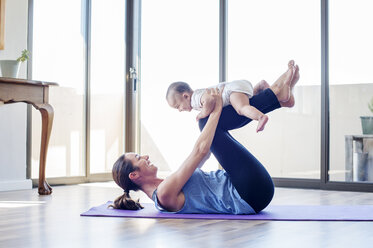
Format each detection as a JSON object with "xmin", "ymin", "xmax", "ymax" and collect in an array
[{"xmin": 1, "ymin": 183, "xmax": 373, "ymax": 248}]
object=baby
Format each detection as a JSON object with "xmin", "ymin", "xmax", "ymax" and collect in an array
[{"xmin": 166, "ymin": 79, "xmax": 270, "ymax": 132}]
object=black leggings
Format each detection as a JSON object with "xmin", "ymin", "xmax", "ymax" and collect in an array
[{"xmin": 198, "ymin": 88, "xmax": 281, "ymax": 213}]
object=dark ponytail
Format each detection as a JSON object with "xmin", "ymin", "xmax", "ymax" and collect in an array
[
  {"xmin": 109, "ymin": 191, "xmax": 143, "ymax": 210},
  {"xmin": 109, "ymin": 154, "xmax": 144, "ymax": 210}
]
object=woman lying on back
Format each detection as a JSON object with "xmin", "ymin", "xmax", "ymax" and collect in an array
[{"xmin": 110, "ymin": 61, "xmax": 299, "ymax": 214}]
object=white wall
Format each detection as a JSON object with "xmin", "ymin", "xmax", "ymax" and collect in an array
[{"xmin": 0, "ymin": 0, "xmax": 30, "ymax": 191}]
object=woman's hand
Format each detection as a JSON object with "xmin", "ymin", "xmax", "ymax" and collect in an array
[
  {"xmin": 196, "ymin": 86, "xmax": 224, "ymax": 121},
  {"xmin": 208, "ymin": 86, "xmax": 224, "ymax": 113}
]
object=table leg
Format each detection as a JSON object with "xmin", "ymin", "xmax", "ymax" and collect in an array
[
  {"xmin": 345, "ymin": 136, "xmax": 353, "ymax": 181},
  {"xmin": 34, "ymin": 103, "xmax": 54, "ymax": 195}
]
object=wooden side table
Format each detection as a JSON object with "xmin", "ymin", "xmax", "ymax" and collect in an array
[
  {"xmin": 0, "ymin": 77, "xmax": 58, "ymax": 195},
  {"xmin": 345, "ymin": 135, "xmax": 373, "ymax": 182}
]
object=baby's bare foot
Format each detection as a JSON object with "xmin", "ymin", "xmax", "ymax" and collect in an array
[
  {"xmin": 261, "ymin": 80, "xmax": 270, "ymax": 89},
  {"xmin": 255, "ymin": 80, "xmax": 270, "ymax": 95},
  {"xmin": 256, "ymin": 114, "xmax": 269, "ymax": 132}
]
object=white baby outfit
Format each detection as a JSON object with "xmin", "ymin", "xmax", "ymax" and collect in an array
[{"xmin": 190, "ymin": 80, "xmax": 254, "ymax": 110}]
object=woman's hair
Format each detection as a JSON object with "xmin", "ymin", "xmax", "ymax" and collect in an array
[
  {"xmin": 166, "ymin": 81, "xmax": 192, "ymax": 100},
  {"xmin": 109, "ymin": 154, "xmax": 144, "ymax": 210}
]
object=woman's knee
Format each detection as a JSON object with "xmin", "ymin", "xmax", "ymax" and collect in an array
[{"xmin": 252, "ymin": 179, "xmax": 275, "ymax": 213}]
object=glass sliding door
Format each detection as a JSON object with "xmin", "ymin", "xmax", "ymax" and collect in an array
[
  {"xmin": 89, "ymin": 0, "xmax": 125, "ymax": 174},
  {"xmin": 141, "ymin": 0, "xmax": 219, "ymax": 173},
  {"xmin": 32, "ymin": 0, "xmax": 126, "ymax": 180},
  {"xmin": 32, "ymin": 0, "xmax": 87, "ymax": 178},
  {"xmin": 228, "ymin": 0, "xmax": 321, "ymax": 179},
  {"xmin": 329, "ymin": 0, "xmax": 373, "ymax": 183}
]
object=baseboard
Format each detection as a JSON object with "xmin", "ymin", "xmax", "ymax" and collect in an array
[{"xmin": 0, "ymin": 179, "xmax": 32, "ymax": 191}]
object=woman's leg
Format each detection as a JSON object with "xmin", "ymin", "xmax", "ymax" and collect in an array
[
  {"xmin": 199, "ymin": 124, "xmax": 274, "ymax": 213},
  {"xmin": 195, "ymin": 62, "xmax": 299, "ymax": 212},
  {"xmin": 196, "ymin": 87, "xmax": 287, "ymax": 212}
]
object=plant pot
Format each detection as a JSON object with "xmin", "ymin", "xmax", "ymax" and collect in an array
[
  {"xmin": 0, "ymin": 60, "xmax": 21, "ymax": 78},
  {"xmin": 360, "ymin": 116, "xmax": 373, "ymax": 134}
]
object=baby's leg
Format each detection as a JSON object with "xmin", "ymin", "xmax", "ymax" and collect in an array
[
  {"xmin": 211, "ymin": 89, "xmax": 280, "ymax": 132},
  {"xmin": 230, "ymin": 92, "xmax": 269, "ymax": 132},
  {"xmin": 253, "ymin": 80, "xmax": 270, "ymax": 95}
]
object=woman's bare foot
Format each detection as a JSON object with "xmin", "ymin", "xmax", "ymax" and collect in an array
[
  {"xmin": 280, "ymin": 64, "xmax": 299, "ymax": 108},
  {"xmin": 280, "ymin": 95, "xmax": 295, "ymax": 108},
  {"xmin": 256, "ymin": 114, "xmax": 269, "ymax": 132},
  {"xmin": 253, "ymin": 80, "xmax": 270, "ymax": 95},
  {"xmin": 270, "ymin": 60, "xmax": 295, "ymax": 102},
  {"xmin": 290, "ymin": 64, "xmax": 299, "ymax": 91}
]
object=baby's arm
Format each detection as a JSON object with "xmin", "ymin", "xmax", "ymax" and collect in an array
[{"xmin": 196, "ymin": 90, "xmax": 216, "ymax": 121}]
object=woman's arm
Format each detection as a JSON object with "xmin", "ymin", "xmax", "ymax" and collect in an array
[{"xmin": 156, "ymin": 88, "xmax": 223, "ymax": 211}]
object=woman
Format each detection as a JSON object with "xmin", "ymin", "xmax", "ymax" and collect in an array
[{"xmin": 111, "ymin": 61, "xmax": 299, "ymax": 214}]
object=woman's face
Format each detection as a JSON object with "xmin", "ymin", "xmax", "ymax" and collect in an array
[{"xmin": 125, "ymin": 152, "xmax": 158, "ymax": 177}]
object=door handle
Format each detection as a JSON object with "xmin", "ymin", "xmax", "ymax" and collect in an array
[{"xmin": 129, "ymin": 67, "xmax": 137, "ymax": 92}]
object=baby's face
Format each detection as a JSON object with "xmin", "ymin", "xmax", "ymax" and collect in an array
[{"xmin": 167, "ymin": 92, "xmax": 192, "ymax": 112}]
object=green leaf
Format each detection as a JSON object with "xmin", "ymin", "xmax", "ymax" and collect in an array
[
  {"xmin": 369, "ymin": 97, "xmax": 373, "ymax": 113},
  {"xmin": 16, "ymin": 49, "xmax": 30, "ymax": 63}
]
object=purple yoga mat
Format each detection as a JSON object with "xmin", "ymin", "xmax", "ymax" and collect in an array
[{"xmin": 81, "ymin": 201, "xmax": 373, "ymax": 221}]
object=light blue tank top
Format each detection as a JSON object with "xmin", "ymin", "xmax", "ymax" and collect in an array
[{"xmin": 152, "ymin": 168, "xmax": 256, "ymax": 214}]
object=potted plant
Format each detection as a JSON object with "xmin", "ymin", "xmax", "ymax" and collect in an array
[
  {"xmin": 360, "ymin": 97, "xmax": 373, "ymax": 135},
  {"xmin": 0, "ymin": 49, "xmax": 30, "ymax": 78}
]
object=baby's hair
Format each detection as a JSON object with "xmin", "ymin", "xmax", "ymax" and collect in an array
[{"xmin": 166, "ymin": 81, "xmax": 192, "ymax": 100}]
